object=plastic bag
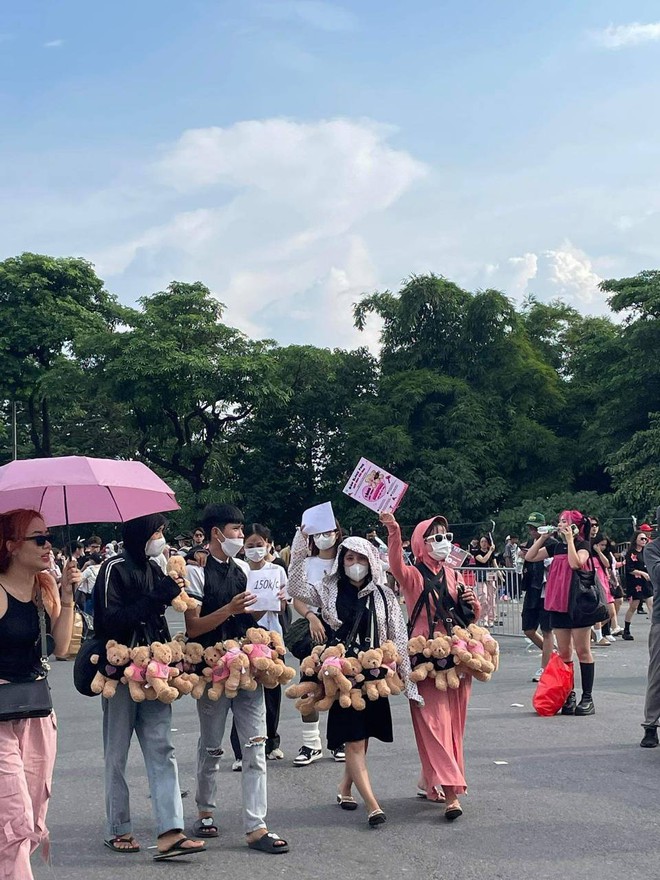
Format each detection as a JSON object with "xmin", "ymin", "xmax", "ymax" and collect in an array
[{"xmin": 532, "ymin": 653, "xmax": 574, "ymax": 716}]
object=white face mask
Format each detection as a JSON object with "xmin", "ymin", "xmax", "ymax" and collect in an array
[
  {"xmin": 245, "ymin": 546, "xmax": 268, "ymax": 562},
  {"xmin": 428, "ymin": 539, "xmax": 452, "ymax": 561},
  {"xmin": 313, "ymin": 533, "xmax": 336, "ymax": 551},
  {"xmin": 145, "ymin": 536, "xmax": 167, "ymax": 557},
  {"xmin": 219, "ymin": 533, "xmax": 244, "ymax": 558},
  {"xmin": 345, "ymin": 562, "xmax": 369, "ymax": 582}
]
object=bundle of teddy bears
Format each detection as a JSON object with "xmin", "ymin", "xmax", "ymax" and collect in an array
[
  {"xmin": 407, "ymin": 624, "xmax": 499, "ymax": 690},
  {"xmin": 285, "ymin": 641, "xmax": 405, "ymax": 716},
  {"xmin": 90, "ymin": 627, "xmax": 296, "ymax": 704}
]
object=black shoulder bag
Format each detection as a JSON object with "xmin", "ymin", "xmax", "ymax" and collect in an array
[
  {"xmin": 408, "ymin": 563, "xmax": 475, "ymax": 638},
  {"xmin": 569, "ymin": 555, "xmax": 609, "ymax": 628},
  {"xmin": 0, "ymin": 591, "xmax": 53, "ymax": 721}
]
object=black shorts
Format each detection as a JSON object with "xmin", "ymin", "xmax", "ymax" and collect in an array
[
  {"xmin": 521, "ymin": 591, "xmax": 551, "ymax": 633},
  {"xmin": 625, "ymin": 580, "xmax": 653, "ymax": 601},
  {"xmin": 549, "ymin": 610, "xmax": 604, "ymax": 630}
]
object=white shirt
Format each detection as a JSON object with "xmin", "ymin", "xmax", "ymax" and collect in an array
[
  {"xmin": 246, "ymin": 562, "xmax": 289, "ymax": 636},
  {"xmin": 186, "ymin": 554, "xmax": 250, "ymax": 604}
]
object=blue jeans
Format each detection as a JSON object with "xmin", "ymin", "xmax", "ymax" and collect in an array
[
  {"xmin": 102, "ymin": 683, "xmax": 183, "ymax": 839},
  {"xmin": 195, "ymin": 686, "xmax": 267, "ymax": 834}
]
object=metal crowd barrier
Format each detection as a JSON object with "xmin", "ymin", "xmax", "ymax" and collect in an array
[{"xmin": 455, "ymin": 566, "xmax": 524, "ymax": 637}]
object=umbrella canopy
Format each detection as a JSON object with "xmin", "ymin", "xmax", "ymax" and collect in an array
[{"xmin": 0, "ymin": 456, "xmax": 180, "ymax": 526}]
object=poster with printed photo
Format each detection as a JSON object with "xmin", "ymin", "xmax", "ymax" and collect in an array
[{"xmin": 342, "ymin": 457, "xmax": 409, "ymax": 514}]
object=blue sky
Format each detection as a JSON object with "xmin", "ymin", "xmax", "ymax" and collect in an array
[{"xmin": 2, "ymin": 1, "xmax": 660, "ymax": 348}]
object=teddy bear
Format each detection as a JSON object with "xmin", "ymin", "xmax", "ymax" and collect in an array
[
  {"xmin": 358, "ymin": 648, "xmax": 392, "ymax": 701},
  {"xmin": 268, "ymin": 630, "xmax": 287, "ymax": 658},
  {"xmin": 379, "ymin": 640, "xmax": 404, "ymax": 695},
  {"xmin": 202, "ymin": 643, "xmax": 230, "ymax": 700},
  {"xmin": 166, "ymin": 555, "xmax": 198, "ymax": 612},
  {"xmin": 123, "ymin": 645, "xmax": 152, "ymax": 702},
  {"xmin": 166, "ymin": 639, "xmax": 193, "ymax": 695},
  {"xmin": 468, "ymin": 624, "xmax": 500, "ymax": 671},
  {"xmin": 223, "ymin": 639, "xmax": 257, "ymax": 698},
  {"xmin": 243, "ymin": 628, "xmax": 281, "ymax": 688},
  {"xmin": 338, "ymin": 655, "xmax": 366, "ymax": 710},
  {"xmin": 90, "ymin": 639, "xmax": 131, "ymax": 699},
  {"xmin": 315, "ymin": 644, "xmax": 354, "ymax": 711},
  {"xmin": 450, "ymin": 627, "xmax": 482, "ymax": 672},
  {"xmin": 425, "ymin": 634, "xmax": 461, "ymax": 690},
  {"xmin": 407, "ymin": 635, "xmax": 434, "ymax": 682},
  {"xmin": 285, "ymin": 653, "xmax": 324, "ymax": 715},
  {"xmin": 182, "ymin": 641, "xmax": 207, "ymax": 699},
  {"xmin": 146, "ymin": 642, "xmax": 179, "ymax": 703}
]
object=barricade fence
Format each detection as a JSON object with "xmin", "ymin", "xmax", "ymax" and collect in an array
[{"xmin": 454, "ymin": 566, "xmax": 524, "ymax": 638}]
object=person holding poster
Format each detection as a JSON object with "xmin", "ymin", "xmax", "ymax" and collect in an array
[
  {"xmin": 380, "ymin": 510, "xmax": 480, "ymax": 822},
  {"xmin": 288, "ymin": 531, "xmax": 414, "ymax": 827}
]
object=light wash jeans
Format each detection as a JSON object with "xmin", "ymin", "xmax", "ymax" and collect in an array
[
  {"xmin": 195, "ymin": 685, "xmax": 267, "ymax": 834},
  {"xmin": 102, "ymin": 683, "xmax": 183, "ymax": 839}
]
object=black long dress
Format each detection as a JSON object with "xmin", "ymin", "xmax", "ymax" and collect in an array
[{"xmin": 326, "ymin": 580, "xmax": 393, "ymax": 751}]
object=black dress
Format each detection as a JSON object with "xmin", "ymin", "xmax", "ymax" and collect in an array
[{"xmin": 325, "ymin": 581, "xmax": 393, "ymax": 751}]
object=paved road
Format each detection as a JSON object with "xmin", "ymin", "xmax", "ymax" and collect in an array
[{"xmin": 34, "ymin": 616, "xmax": 660, "ymax": 880}]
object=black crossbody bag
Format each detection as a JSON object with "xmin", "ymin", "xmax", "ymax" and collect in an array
[
  {"xmin": 408, "ymin": 563, "xmax": 475, "ymax": 639},
  {"xmin": 0, "ymin": 591, "xmax": 53, "ymax": 722}
]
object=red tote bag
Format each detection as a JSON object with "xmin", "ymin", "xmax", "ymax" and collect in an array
[{"xmin": 532, "ymin": 653, "xmax": 574, "ymax": 716}]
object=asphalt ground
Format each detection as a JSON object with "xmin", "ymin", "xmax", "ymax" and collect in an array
[{"xmin": 33, "ymin": 611, "xmax": 660, "ymax": 880}]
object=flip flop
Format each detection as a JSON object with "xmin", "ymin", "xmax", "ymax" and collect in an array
[
  {"xmin": 104, "ymin": 835, "xmax": 140, "ymax": 853},
  {"xmin": 153, "ymin": 836, "xmax": 205, "ymax": 861},
  {"xmin": 336, "ymin": 794, "xmax": 358, "ymax": 811},
  {"xmin": 445, "ymin": 804, "xmax": 463, "ymax": 822},
  {"xmin": 368, "ymin": 809, "xmax": 387, "ymax": 827},
  {"xmin": 247, "ymin": 832, "xmax": 289, "ymax": 854},
  {"xmin": 192, "ymin": 817, "xmax": 219, "ymax": 838}
]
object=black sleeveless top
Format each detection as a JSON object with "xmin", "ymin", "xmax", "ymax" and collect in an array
[
  {"xmin": 0, "ymin": 589, "xmax": 49, "ymax": 682},
  {"xmin": 197, "ymin": 556, "xmax": 253, "ymax": 647}
]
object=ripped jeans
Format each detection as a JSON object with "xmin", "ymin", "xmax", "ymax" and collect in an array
[
  {"xmin": 195, "ymin": 685, "xmax": 267, "ymax": 834},
  {"xmin": 0, "ymin": 713, "xmax": 57, "ymax": 880}
]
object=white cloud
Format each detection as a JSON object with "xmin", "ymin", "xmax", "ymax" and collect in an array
[
  {"xmin": 543, "ymin": 242, "xmax": 602, "ymax": 304},
  {"xmin": 92, "ymin": 118, "xmax": 426, "ymax": 346},
  {"xmin": 592, "ymin": 22, "xmax": 660, "ymax": 49},
  {"xmin": 257, "ymin": 1, "xmax": 356, "ymax": 32},
  {"xmin": 44, "ymin": 39, "xmax": 64, "ymax": 48}
]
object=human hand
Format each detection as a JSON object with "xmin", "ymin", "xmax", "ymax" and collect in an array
[
  {"xmin": 307, "ymin": 613, "xmax": 327, "ymax": 644},
  {"xmin": 227, "ymin": 592, "xmax": 258, "ymax": 615},
  {"xmin": 61, "ymin": 560, "xmax": 81, "ymax": 596},
  {"xmin": 462, "ymin": 587, "xmax": 477, "ymax": 606},
  {"xmin": 379, "ymin": 511, "xmax": 397, "ymax": 527}
]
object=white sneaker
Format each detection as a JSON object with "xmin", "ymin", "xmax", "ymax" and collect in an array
[
  {"xmin": 293, "ymin": 746, "xmax": 323, "ymax": 766},
  {"xmin": 532, "ymin": 668, "xmax": 544, "ymax": 682},
  {"xmin": 611, "ymin": 627, "xmax": 623, "ymax": 636},
  {"xmin": 231, "ymin": 759, "xmax": 242, "ymax": 772},
  {"xmin": 267, "ymin": 748, "xmax": 284, "ymax": 760},
  {"xmin": 606, "ymin": 635, "xmax": 616, "ymax": 643}
]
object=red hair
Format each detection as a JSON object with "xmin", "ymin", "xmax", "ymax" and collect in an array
[
  {"xmin": 0, "ymin": 509, "xmax": 45, "ymax": 573},
  {"xmin": 560, "ymin": 509, "xmax": 589, "ymax": 541}
]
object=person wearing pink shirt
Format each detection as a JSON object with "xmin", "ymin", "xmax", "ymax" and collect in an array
[{"xmin": 380, "ymin": 511, "xmax": 480, "ymax": 822}]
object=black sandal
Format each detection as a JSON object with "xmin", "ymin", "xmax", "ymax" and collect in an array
[
  {"xmin": 368, "ymin": 810, "xmax": 387, "ymax": 827},
  {"xmin": 153, "ymin": 836, "xmax": 205, "ymax": 861},
  {"xmin": 104, "ymin": 835, "xmax": 140, "ymax": 853},
  {"xmin": 192, "ymin": 817, "xmax": 219, "ymax": 838},
  {"xmin": 247, "ymin": 832, "xmax": 289, "ymax": 854}
]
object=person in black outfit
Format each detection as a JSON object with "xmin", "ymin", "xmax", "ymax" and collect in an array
[
  {"xmin": 93, "ymin": 512, "xmax": 205, "ymax": 860},
  {"xmin": 622, "ymin": 530, "xmax": 653, "ymax": 640},
  {"xmin": 520, "ymin": 513, "xmax": 556, "ymax": 679}
]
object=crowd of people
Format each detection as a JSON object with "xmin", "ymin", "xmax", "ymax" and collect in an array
[{"xmin": 0, "ymin": 500, "xmax": 659, "ymax": 878}]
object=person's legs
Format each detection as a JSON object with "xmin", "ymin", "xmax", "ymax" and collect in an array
[
  {"xmin": 524, "ymin": 628, "xmax": 543, "ymax": 650},
  {"xmin": 642, "ymin": 623, "xmax": 660, "ymax": 738},
  {"xmin": 624, "ymin": 598, "xmax": 639, "ymax": 636},
  {"xmin": 231, "ymin": 685, "xmax": 268, "ymax": 836},
  {"xmin": 573, "ymin": 627, "xmax": 595, "ymax": 713},
  {"xmin": 541, "ymin": 630, "xmax": 554, "ymax": 669},
  {"xmin": 195, "ymin": 690, "xmax": 231, "ymax": 820},
  {"xmin": 264, "ymin": 686, "xmax": 282, "ymax": 756},
  {"xmin": 294, "ymin": 710, "xmax": 323, "ymax": 765},
  {"xmin": 21, "ymin": 714, "xmax": 57, "ymax": 863},
  {"xmin": 134, "ymin": 698, "xmax": 183, "ymax": 837},
  {"xmin": 344, "ymin": 740, "xmax": 380, "ymax": 815},
  {"xmin": 102, "ymin": 684, "xmax": 137, "ymax": 841},
  {"xmin": 0, "ymin": 719, "xmax": 41, "ymax": 879},
  {"xmin": 230, "ymin": 718, "xmax": 242, "ymax": 761}
]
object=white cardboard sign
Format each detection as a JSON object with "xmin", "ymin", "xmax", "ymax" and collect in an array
[{"xmin": 301, "ymin": 501, "xmax": 336, "ymax": 536}]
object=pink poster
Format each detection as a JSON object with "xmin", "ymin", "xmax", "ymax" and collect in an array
[{"xmin": 342, "ymin": 458, "xmax": 409, "ymax": 514}]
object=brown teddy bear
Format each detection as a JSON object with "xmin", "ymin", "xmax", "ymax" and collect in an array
[
  {"xmin": 243, "ymin": 628, "xmax": 281, "ymax": 687},
  {"xmin": 90, "ymin": 639, "xmax": 131, "ymax": 699},
  {"xmin": 379, "ymin": 640, "xmax": 404, "ymax": 695},
  {"xmin": 408, "ymin": 635, "xmax": 434, "ymax": 682},
  {"xmin": 166, "ymin": 555, "xmax": 198, "ymax": 612},
  {"xmin": 315, "ymin": 644, "xmax": 354, "ymax": 711},
  {"xmin": 450, "ymin": 627, "xmax": 482, "ymax": 672},
  {"xmin": 468, "ymin": 624, "xmax": 500, "ymax": 671},
  {"xmin": 146, "ymin": 642, "xmax": 179, "ymax": 703},
  {"xmin": 358, "ymin": 648, "xmax": 392, "ymax": 701},
  {"xmin": 182, "ymin": 641, "xmax": 206, "ymax": 698},
  {"xmin": 202, "ymin": 643, "xmax": 230, "ymax": 700},
  {"xmin": 339, "ymin": 655, "xmax": 366, "ymax": 710},
  {"xmin": 223, "ymin": 639, "xmax": 257, "ymax": 698},
  {"xmin": 124, "ymin": 645, "xmax": 152, "ymax": 702},
  {"xmin": 167, "ymin": 639, "xmax": 193, "ymax": 695},
  {"xmin": 425, "ymin": 634, "xmax": 460, "ymax": 690},
  {"xmin": 285, "ymin": 653, "xmax": 324, "ymax": 715}
]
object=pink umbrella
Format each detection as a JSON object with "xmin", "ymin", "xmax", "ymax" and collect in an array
[{"xmin": 0, "ymin": 456, "xmax": 179, "ymax": 526}]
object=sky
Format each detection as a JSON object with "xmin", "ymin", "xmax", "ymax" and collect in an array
[{"xmin": 2, "ymin": 0, "xmax": 660, "ymax": 349}]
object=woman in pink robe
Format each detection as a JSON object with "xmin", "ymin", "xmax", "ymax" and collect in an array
[{"xmin": 380, "ymin": 511, "xmax": 480, "ymax": 822}]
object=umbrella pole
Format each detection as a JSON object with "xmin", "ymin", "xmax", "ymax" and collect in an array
[{"xmin": 63, "ymin": 486, "xmax": 73, "ymax": 558}]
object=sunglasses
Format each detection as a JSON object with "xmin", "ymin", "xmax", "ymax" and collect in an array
[
  {"xmin": 425, "ymin": 532, "xmax": 454, "ymax": 544},
  {"xmin": 23, "ymin": 534, "xmax": 52, "ymax": 547},
  {"xmin": 639, "ymin": 537, "xmax": 649, "ymax": 543}
]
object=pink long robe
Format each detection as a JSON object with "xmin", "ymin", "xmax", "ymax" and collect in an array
[{"xmin": 385, "ymin": 518, "xmax": 481, "ymax": 796}]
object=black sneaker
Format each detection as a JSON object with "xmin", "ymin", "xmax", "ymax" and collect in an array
[
  {"xmin": 561, "ymin": 690, "xmax": 577, "ymax": 715},
  {"xmin": 640, "ymin": 728, "xmax": 659, "ymax": 748},
  {"xmin": 575, "ymin": 697, "xmax": 595, "ymax": 716},
  {"xmin": 622, "ymin": 631, "xmax": 634, "ymax": 641},
  {"xmin": 331, "ymin": 747, "xmax": 346, "ymax": 762},
  {"xmin": 293, "ymin": 746, "xmax": 323, "ymax": 766}
]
